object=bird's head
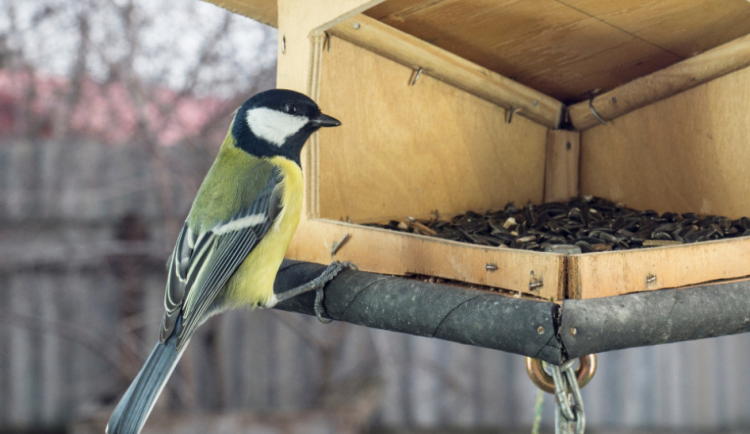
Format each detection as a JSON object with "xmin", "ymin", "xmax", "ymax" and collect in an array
[{"xmin": 231, "ymin": 89, "xmax": 341, "ymax": 165}]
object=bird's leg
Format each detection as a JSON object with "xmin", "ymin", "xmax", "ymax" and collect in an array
[{"xmin": 269, "ymin": 261, "xmax": 357, "ymax": 323}]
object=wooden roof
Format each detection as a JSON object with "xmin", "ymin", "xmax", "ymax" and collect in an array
[
  {"xmin": 365, "ymin": 0, "xmax": 750, "ymax": 102},
  {"xmin": 204, "ymin": 0, "xmax": 277, "ymax": 28},
  {"xmin": 204, "ymin": 0, "xmax": 750, "ymax": 103}
]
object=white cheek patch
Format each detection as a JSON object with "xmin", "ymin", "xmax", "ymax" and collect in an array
[{"xmin": 246, "ymin": 107, "xmax": 309, "ymax": 147}]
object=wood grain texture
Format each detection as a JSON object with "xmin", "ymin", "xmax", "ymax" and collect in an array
[
  {"xmin": 580, "ymin": 65, "xmax": 750, "ymax": 220},
  {"xmin": 365, "ymin": 0, "xmax": 685, "ymax": 102},
  {"xmin": 365, "ymin": 0, "xmax": 750, "ymax": 102},
  {"xmin": 312, "ymin": 37, "xmax": 548, "ymax": 223},
  {"xmin": 277, "ymin": 0, "xmax": 385, "ymax": 93},
  {"xmin": 210, "ymin": 0, "xmax": 750, "ymax": 104},
  {"xmin": 327, "ymin": 15, "xmax": 563, "ymax": 128},
  {"xmin": 288, "ymin": 218, "xmax": 565, "ymax": 300},
  {"xmin": 564, "ymin": 0, "xmax": 750, "ymax": 59},
  {"xmin": 201, "ymin": 0, "xmax": 278, "ymax": 27},
  {"xmin": 568, "ymin": 237, "xmax": 750, "ymax": 300},
  {"xmin": 544, "ymin": 130, "xmax": 580, "ymax": 203},
  {"xmin": 569, "ymin": 33, "xmax": 750, "ymax": 130}
]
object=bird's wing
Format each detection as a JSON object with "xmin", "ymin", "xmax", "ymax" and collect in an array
[{"xmin": 160, "ymin": 169, "xmax": 283, "ymax": 349}]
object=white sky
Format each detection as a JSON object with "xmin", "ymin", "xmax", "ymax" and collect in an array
[{"xmin": 0, "ymin": 0, "xmax": 278, "ymax": 96}]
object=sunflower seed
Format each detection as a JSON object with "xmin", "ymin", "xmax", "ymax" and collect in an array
[{"xmin": 368, "ymin": 197, "xmax": 750, "ymax": 253}]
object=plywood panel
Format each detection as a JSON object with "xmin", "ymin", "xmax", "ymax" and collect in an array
[
  {"xmin": 277, "ymin": 0, "xmax": 385, "ymax": 93},
  {"xmin": 365, "ymin": 0, "xmax": 750, "ymax": 102},
  {"xmin": 566, "ymin": 0, "xmax": 750, "ymax": 58},
  {"xmin": 328, "ymin": 15, "xmax": 563, "ymax": 128},
  {"xmin": 365, "ymin": 0, "xmax": 681, "ymax": 101},
  {"xmin": 568, "ymin": 237, "xmax": 750, "ymax": 300},
  {"xmin": 287, "ymin": 219, "xmax": 565, "ymax": 300},
  {"xmin": 315, "ymin": 37, "xmax": 548, "ymax": 223},
  {"xmin": 580, "ymin": 65, "xmax": 750, "ymax": 219}
]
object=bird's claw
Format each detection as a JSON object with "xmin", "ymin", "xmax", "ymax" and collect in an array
[
  {"xmin": 312, "ymin": 260, "xmax": 357, "ymax": 324},
  {"xmin": 314, "ymin": 287, "xmax": 332, "ymax": 324}
]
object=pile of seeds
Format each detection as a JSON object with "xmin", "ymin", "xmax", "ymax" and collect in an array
[{"xmin": 369, "ymin": 197, "xmax": 750, "ymax": 253}]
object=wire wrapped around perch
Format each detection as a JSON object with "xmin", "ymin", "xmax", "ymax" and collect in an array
[{"xmin": 273, "ymin": 260, "xmax": 563, "ymax": 364}]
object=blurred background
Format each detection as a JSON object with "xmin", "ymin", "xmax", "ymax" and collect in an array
[{"xmin": 0, "ymin": 0, "xmax": 750, "ymax": 433}]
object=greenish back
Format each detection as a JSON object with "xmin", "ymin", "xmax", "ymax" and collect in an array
[{"xmin": 187, "ymin": 132, "xmax": 274, "ymax": 232}]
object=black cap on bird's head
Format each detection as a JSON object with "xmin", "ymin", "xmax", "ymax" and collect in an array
[{"xmin": 232, "ymin": 89, "xmax": 340, "ymax": 165}]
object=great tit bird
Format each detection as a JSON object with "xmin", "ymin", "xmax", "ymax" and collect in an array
[{"xmin": 106, "ymin": 89, "xmax": 353, "ymax": 434}]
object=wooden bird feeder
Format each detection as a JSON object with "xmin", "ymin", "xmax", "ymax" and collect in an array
[{"xmin": 205, "ymin": 0, "xmax": 750, "ymax": 302}]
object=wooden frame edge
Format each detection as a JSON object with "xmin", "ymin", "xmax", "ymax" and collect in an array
[
  {"xmin": 568, "ymin": 236, "xmax": 750, "ymax": 299},
  {"xmin": 568, "ymin": 33, "xmax": 750, "ymax": 130},
  {"xmin": 566, "ymin": 255, "xmax": 581, "ymax": 300},
  {"xmin": 305, "ymin": 33, "xmax": 326, "ymax": 219},
  {"xmin": 327, "ymin": 15, "xmax": 564, "ymax": 129},
  {"xmin": 201, "ymin": 0, "xmax": 278, "ymax": 28},
  {"xmin": 287, "ymin": 218, "xmax": 566, "ymax": 301}
]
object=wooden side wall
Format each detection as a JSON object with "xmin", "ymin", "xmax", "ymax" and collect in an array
[
  {"xmin": 314, "ymin": 37, "xmax": 548, "ymax": 223},
  {"xmin": 580, "ymin": 65, "xmax": 750, "ymax": 219}
]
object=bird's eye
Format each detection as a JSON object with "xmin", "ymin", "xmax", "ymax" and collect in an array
[{"xmin": 284, "ymin": 103, "xmax": 297, "ymax": 114}]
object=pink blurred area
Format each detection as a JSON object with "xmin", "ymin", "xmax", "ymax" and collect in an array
[{"xmin": 0, "ymin": 69, "xmax": 230, "ymax": 145}]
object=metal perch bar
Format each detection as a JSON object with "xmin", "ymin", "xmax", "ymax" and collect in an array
[
  {"xmin": 273, "ymin": 260, "xmax": 562, "ymax": 364},
  {"xmin": 273, "ymin": 260, "xmax": 750, "ymax": 364},
  {"xmin": 561, "ymin": 279, "xmax": 750, "ymax": 359}
]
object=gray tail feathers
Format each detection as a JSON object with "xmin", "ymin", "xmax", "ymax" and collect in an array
[{"xmin": 106, "ymin": 329, "xmax": 187, "ymax": 434}]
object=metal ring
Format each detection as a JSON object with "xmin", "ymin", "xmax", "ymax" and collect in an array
[{"xmin": 525, "ymin": 354, "xmax": 597, "ymax": 394}]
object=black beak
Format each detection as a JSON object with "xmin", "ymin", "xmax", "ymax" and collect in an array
[{"xmin": 310, "ymin": 113, "xmax": 341, "ymax": 128}]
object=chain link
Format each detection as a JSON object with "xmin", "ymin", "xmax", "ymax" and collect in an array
[{"xmin": 545, "ymin": 360, "xmax": 586, "ymax": 434}]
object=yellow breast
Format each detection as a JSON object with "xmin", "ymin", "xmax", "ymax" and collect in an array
[{"xmin": 224, "ymin": 156, "xmax": 304, "ymax": 307}]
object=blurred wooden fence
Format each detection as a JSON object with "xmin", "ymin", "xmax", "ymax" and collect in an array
[{"xmin": 1, "ymin": 140, "xmax": 749, "ymax": 433}]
